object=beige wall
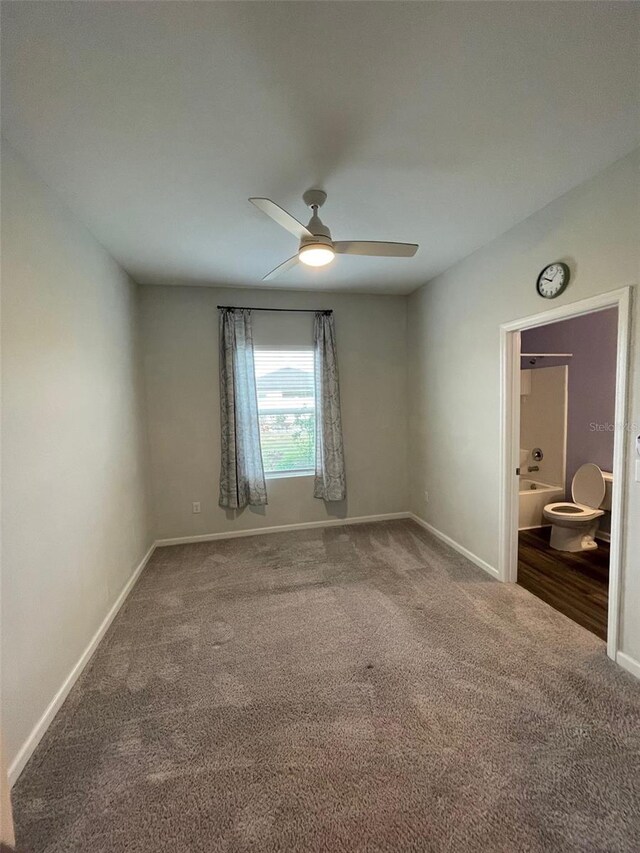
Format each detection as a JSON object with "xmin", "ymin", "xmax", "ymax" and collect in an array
[
  {"xmin": 1, "ymin": 145, "xmax": 152, "ymax": 769},
  {"xmin": 407, "ymin": 148, "xmax": 640, "ymax": 659},
  {"xmin": 140, "ymin": 285, "xmax": 408, "ymax": 540}
]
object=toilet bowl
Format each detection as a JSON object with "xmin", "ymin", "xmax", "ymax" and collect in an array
[{"xmin": 543, "ymin": 464, "xmax": 611, "ymax": 552}]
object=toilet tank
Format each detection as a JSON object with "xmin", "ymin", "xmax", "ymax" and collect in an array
[{"xmin": 601, "ymin": 472, "xmax": 613, "ymax": 511}]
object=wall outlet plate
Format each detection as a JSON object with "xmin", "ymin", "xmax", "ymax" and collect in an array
[{"xmin": 192, "ymin": 501, "xmax": 201, "ymax": 514}]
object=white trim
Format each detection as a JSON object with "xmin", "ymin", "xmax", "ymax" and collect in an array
[
  {"xmin": 408, "ymin": 513, "xmax": 500, "ymax": 579},
  {"xmin": 155, "ymin": 512, "xmax": 411, "ymax": 547},
  {"xmin": 499, "ymin": 286, "xmax": 632, "ymax": 663},
  {"xmin": 616, "ymin": 651, "xmax": 640, "ymax": 682},
  {"xmin": 265, "ymin": 470, "xmax": 314, "ymax": 480},
  {"xmin": 606, "ymin": 289, "xmax": 632, "ymax": 660},
  {"xmin": 8, "ymin": 542, "xmax": 157, "ymax": 787},
  {"xmin": 500, "ymin": 287, "xmax": 632, "ymax": 333},
  {"xmin": 499, "ymin": 324, "xmax": 521, "ymax": 584}
]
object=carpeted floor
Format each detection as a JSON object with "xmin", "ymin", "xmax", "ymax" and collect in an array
[{"xmin": 12, "ymin": 519, "xmax": 640, "ymax": 852}]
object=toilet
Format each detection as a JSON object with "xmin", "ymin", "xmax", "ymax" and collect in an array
[{"xmin": 543, "ymin": 463, "xmax": 613, "ymax": 553}]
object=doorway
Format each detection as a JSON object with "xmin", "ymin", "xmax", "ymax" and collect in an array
[{"xmin": 499, "ymin": 288, "xmax": 631, "ymax": 660}]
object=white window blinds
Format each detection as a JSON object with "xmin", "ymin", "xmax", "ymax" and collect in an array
[{"xmin": 254, "ymin": 348, "xmax": 316, "ymax": 475}]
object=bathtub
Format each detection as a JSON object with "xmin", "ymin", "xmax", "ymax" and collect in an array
[{"xmin": 519, "ymin": 479, "xmax": 564, "ymax": 530}]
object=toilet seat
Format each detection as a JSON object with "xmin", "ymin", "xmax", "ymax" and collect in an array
[{"xmin": 543, "ymin": 501, "xmax": 604, "ymax": 522}]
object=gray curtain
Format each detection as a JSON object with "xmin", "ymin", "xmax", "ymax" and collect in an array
[
  {"xmin": 314, "ymin": 312, "xmax": 346, "ymax": 501},
  {"xmin": 218, "ymin": 308, "xmax": 267, "ymax": 508}
]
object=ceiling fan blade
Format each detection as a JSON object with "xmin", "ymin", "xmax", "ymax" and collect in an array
[
  {"xmin": 334, "ymin": 241, "xmax": 418, "ymax": 258},
  {"xmin": 249, "ymin": 198, "xmax": 313, "ymax": 240},
  {"xmin": 262, "ymin": 254, "xmax": 300, "ymax": 281}
]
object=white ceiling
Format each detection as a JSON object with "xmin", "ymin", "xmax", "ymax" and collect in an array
[{"xmin": 2, "ymin": 2, "xmax": 639, "ymax": 295}]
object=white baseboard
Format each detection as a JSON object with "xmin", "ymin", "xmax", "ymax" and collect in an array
[
  {"xmin": 155, "ymin": 512, "xmax": 412, "ymax": 547},
  {"xmin": 616, "ymin": 651, "xmax": 640, "ymax": 681},
  {"xmin": 408, "ymin": 513, "xmax": 500, "ymax": 580},
  {"xmin": 8, "ymin": 542, "xmax": 157, "ymax": 787}
]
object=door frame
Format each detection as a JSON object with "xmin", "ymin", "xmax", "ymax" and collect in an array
[{"xmin": 498, "ymin": 286, "xmax": 632, "ymax": 660}]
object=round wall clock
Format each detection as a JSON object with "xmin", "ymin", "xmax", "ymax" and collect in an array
[{"xmin": 536, "ymin": 262, "xmax": 570, "ymax": 299}]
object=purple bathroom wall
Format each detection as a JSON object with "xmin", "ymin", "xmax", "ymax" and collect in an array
[{"xmin": 521, "ymin": 307, "xmax": 618, "ymax": 497}]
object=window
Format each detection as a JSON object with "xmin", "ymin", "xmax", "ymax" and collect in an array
[{"xmin": 254, "ymin": 348, "xmax": 315, "ymax": 476}]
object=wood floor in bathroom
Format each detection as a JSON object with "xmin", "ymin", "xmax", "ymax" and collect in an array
[{"xmin": 517, "ymin": 527, "xmax": 609, "ymax": 641}]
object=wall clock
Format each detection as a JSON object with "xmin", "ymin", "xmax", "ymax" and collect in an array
[{"xmin": 536, "ymin": 262, "xmax": 570, "ymax": 299}]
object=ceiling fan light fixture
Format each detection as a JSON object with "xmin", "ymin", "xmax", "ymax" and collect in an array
[
  {"xmin": 249, "ymin": 192, "xmax": 419, "ymax": 279},
  {"xmin": 298, "ymin": 243, "xmax": 335, "ymax": 267}
]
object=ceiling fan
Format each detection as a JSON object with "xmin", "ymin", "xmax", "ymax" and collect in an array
[{"xmin": 249, "ymin": 190, "xmax": 419, "ymax": 281}]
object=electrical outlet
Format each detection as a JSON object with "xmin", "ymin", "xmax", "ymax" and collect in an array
[{"xmin": 192, "ymin": 501, "xmax": 201, "ymax": 514}]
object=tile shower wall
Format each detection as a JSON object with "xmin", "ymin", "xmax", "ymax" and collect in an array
[
  {"xmin": 520, "ymin": 365, "xmax": 567, "ymax": 487},
  {"xmin": 521, "ymin": 307, "xmax": 618, "ymax": 496}
]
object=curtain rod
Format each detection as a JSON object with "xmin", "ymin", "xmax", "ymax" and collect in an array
[{"xmin": 217, "ymin": 306, "xmax": 332, "ymax": 314}]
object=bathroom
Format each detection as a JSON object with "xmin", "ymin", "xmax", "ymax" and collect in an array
[{"xmin": 517, "ymin": 307, "xmax": 618, "ymax": 640}]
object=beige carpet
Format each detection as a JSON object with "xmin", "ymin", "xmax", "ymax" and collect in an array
[{"xmin": 13, "ymin": 520, "xmax": 640, "ymax": 851}]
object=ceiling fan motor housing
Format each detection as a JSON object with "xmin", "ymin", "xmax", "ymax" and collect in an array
[
  {"xmin": 300, "ymin": 231, "xmax": 333, "ymax": 250},
  {"xmin": 304, "ymin": 212, "xmax": 332, "ymax": 244}
]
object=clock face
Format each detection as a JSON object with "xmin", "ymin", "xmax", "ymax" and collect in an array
[{"xmin": 536, "ymin": 262, "xmax": 569, "ymax": 299}]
